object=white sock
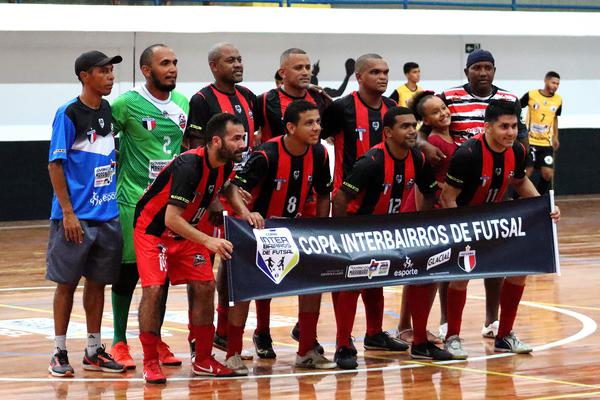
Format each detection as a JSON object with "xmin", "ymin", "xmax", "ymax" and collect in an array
[
  {"xmin": 54, "ymin": 335, "xmax": 67, "ymax": 352},
  {"xmin": 86, "ymin": 333, "xmax": 101, "ymax": 356}
]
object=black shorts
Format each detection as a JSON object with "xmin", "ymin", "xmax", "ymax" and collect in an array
[
  {"xmin": 46, "ymin": 218, "xmax": 123, "ymax": 285},
  {"xmin": 527, "ymin": 145, "xmax": 554, "ymax": 169}
]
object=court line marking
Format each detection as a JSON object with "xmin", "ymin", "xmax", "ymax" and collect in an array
[
  {"xmin": 530, "ymin": 391, "xmax": 600, "ymax": 400},
  {"xmin": 0, "ymin": 290, "xmax": 595, "ymax": 382},
  {"xmin": 0, "ymin": 224, "xmax": 50, "ymax": 231},
  {"xmin": 408, "ymin": 360, "xmax": 600, "ymax": 390}
]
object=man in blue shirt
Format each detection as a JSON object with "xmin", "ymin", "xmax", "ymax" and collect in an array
[{"xmin": 47, "ymin": 50, "xmax": 125, "ymax": 377}]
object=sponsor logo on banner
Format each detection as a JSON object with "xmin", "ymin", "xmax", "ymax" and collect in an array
[
  {"xmin": 346, "ymin": 259, "xmax": 390, "ymax": 279},
  {"xmin": 253, "ymin": 228, "xmax": 300, "ymax": 284},
  {"xmin": 458, "ymin": 245, "xmax": 477, "ymax": 273},
  {"xmin": 393, "ymin": 256, "xmax": 419, "ymax": 277},
  {"xmin": 148, "ymin": 160, "xmax": 170, "ymax": 180},
  {"xmin": 94, "ymin": 160, "xmax": 116, "ymax": 187},
  {"xmin": 142, "ymin": 117, "xmax": 156, "ymax": 131},
  {"xmin": 427, "ymin": 248, "xmax": 451, "ymax": 270}
]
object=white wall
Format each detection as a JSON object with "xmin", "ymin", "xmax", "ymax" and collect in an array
[{"xmin": 2, "ymin": 5, "xmax": 600, "ymax": 141}]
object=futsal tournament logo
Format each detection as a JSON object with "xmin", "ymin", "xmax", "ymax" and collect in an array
[
  {"xmin": 458, "ymin": 245, "xmax": 477, "ymax": 273},
  {"xmin": 253, "ymin": 228, "xmax": 300, "ymax": 285}
]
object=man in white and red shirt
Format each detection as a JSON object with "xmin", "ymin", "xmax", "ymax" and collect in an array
[{"xmin": 436, "ymin": 49, "xmax": 527, "ymax": 342}]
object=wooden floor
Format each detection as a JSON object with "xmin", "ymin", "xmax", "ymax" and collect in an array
[{"xmin": 0, "ymin": 196, "xmax": 599, "ymax": 399}]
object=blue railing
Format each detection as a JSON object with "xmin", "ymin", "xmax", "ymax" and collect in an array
[
  {"xmin": 10, "ymin": 0, "xmax": 600, "ymax": 11},
  {"xmin": 177, "ymin": 0, "xmax": 600, "ymax": 10}
]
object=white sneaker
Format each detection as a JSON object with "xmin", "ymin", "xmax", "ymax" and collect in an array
[
  {"xmin": 295, "ymin": 349, "xmax": 337, "ymax": 369},
  {"xmin": 494, "ymin": 332, "xmax": 533, "ymax": 354},
  {"xmin": 240, "ymin": 349, "xmax": 254, "ymax": 361},
  {"xmin": 444, "ymin": 335, "xmax": 468, "ymax": 360},
  {"xmin": 225, "ymin": 354, "xmax": 249, "ymax": 376},
  {"xmin": 481, "ymin": 320, "xmax": 499, "ymax": 339},
  {"xmin": 438, "ymin": 323, "xmax": 448, "ymax": 341}
]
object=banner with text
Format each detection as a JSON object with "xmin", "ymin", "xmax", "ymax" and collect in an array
[{"xmin": 225, "ymin": 195, "xmax": 558, "ymax": 302}]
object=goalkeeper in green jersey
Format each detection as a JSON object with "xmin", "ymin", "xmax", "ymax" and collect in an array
[{"xmin": 110, "ymin": 44, "xmax": 189, "ymax": 369}]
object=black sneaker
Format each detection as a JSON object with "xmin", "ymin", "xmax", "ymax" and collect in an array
[
  {"xmin": 49, "ymin": 348, "xmax": 74, "ymax": 377},
  {"xmin": 364, "ymin": 331, "xmax": 409, "ymax": 351},
  {"xmin": 253, "ymin": 332, "xmax": 276, "ymax": 359},
  {"xmin": 411, "ymin": 341, "xmax": 453, "ymax": 361},
  {"xmin": 189, "ymin": 339, "xmax": 196, "ymax": 363},
  {"xmin": 82, "ymin": 344, "xmax": 125, "ymax": 373},
  {"xmin": 213, "ymin": 333, "xmax": 228, "ymax": 352},
  {"xmin": 334, "ymin": 346, "xmax": 358, "ymax": 370},
  {"xmin": 290, "ymin": 322, "xmax": 325, "ymax": 355}
]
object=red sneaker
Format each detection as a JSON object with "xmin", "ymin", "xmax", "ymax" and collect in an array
[
  {"xmin": 157, "ymin": 340, "xmax": 182, "ymax": 366},
  {"xmin": 111, "ymin": 341, "xmax": 136, "ymax": 370},
  {"xmin": 192, "ymin": 356, "xmax": 236, "ymax": 377},
  {"xmin": 143, "ymin": 359, "xmax": 166, "ymax": 384}
]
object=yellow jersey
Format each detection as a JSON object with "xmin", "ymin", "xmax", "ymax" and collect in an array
[
  {"xmin": 521, "ymin": 89, "xmax": 562, "ymax": 147},
  {"xmin": 390, "ymin": 84, "xmax": 422, "ymax": 107}
]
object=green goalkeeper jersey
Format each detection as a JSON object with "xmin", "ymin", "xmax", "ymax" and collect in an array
[{"xmin": 112, "ymin": 86, "xmax": 189, "ymax": 206}]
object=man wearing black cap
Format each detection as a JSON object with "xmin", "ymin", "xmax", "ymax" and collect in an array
[
  {"xmin": 47, "ymin": 50, "xmax": 125, "ymax": 377},
  {"xmin": 434, "ymin": 49, "xmax": 527, "ymax": 343}
]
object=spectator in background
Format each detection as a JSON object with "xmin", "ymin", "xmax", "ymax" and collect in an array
[{"xmin": 390, "ymin": 62, "xmax": 422, "ymax": 107}]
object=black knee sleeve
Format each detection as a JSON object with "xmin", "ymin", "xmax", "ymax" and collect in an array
[{"xmin": 111, "ymin": 263, "xmax": 139, "ymax": 296}]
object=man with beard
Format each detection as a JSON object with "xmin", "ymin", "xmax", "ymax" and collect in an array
[
  {"xmin": 184, "ymin": 42, "xmax": 256, "ymax": 361},
  {"xmin": 134, "ymin": 113, "xmax": 263, "ymax": 383},
  {"xmin": 110, "ymin": 44, "xmax": 188, "ymax": 369}
]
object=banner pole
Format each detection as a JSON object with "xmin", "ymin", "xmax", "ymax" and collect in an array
[
  {"xmin": 549, "ymin": 190, "xmax": 561, "ymax": 276},
  {"xmin": 223, "ymin": 210, "xmax": 236, "ymax": 306}
]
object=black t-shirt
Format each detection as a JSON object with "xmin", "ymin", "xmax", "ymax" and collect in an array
[
  {"xmin": 186, "ymin": 84, "xmax": 256, "ymax": 147},
  {"xmin": 231, "ymin": 136, "xmax": 332, "ymax": 218},
  {"xmin": 321, "ymin": 91, "xmax": 397, "ymax": 190},
  {"xmin": 255, "ymin": 88, "xmax": 327, "ymax": 142},
  {"xmin": 134, "ymin": 147, "xmax": 233, "ymax": 237},
  {"xmin": 342, "ymin": 143, "xmax": 437, "ymax": 215},
  {"xmin": 446, "ymin": 135, "xmax": 526, "ymax": 206}
]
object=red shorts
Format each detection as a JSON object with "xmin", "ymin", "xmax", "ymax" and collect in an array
[
  {"xmin": 197, "ymin": 194, "xmax": 236, "ymax": 239},
  {"xmin": 134, "ymin": 229, "xmax": 214, "ymax": 287}
]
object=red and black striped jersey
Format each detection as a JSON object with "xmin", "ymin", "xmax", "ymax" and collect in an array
[
  {"xmin": 134, "ymin": 146, "xmax": 234, "ymax": 238},
  {"xmin": 186, "ymin": 84, "xmax": 256, "ymax": 147},
  {"xmin": 231, "ymin": 136, "xmax": 332, "ymax": 218},
  {"xmin": 440, "ymin": 84, "xmax": 526, "ymax": 145},
  {"xmin": 255, "ymin": 87, "xmax": 327, "ymax": 142},
  {"xmin": 321, "ymin": 91, "xmax": 397, "ymax": 191},
  {"xmin": 341, "ymin": 143, "xmax": 437, "ymax": 215},
  {"xmin": 446, "ymin": 134, "xmax": 527, "ymax": 206}
]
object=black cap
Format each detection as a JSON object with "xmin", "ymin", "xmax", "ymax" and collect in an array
[
  {"xmin": 466, "ymin": 49, "xmax": 495, "ymax": 69},
  {"xmin": 75, "ymin": 50, "xmax": 123, "ymax": 77}
]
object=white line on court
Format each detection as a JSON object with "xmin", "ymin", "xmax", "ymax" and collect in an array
[{"xmin": 0, "ymin": 291, "xmax": 595, "ymax": 382}]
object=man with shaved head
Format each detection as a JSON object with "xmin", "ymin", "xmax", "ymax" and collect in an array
[
  {"xmin": 255, "ymin": 48, "xmax": 329, "ymax": 143},
  {"xmin": 249, "ymin": 47, "xmax": 330, "ymax": 360},
  {"xmin": 321, "ymin": 53, "xmax": 408, "ymax": 369},
  {"xmin": 185, "ymin": 42, "xmax": 256, "ymax": 150},
  {"xmin": 110, "ymin": 43, "xmax": 188, "ymax": 370},
  {"xmin": 184, "ymin": 42, "xmax": 257, "ymax": 362}
]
